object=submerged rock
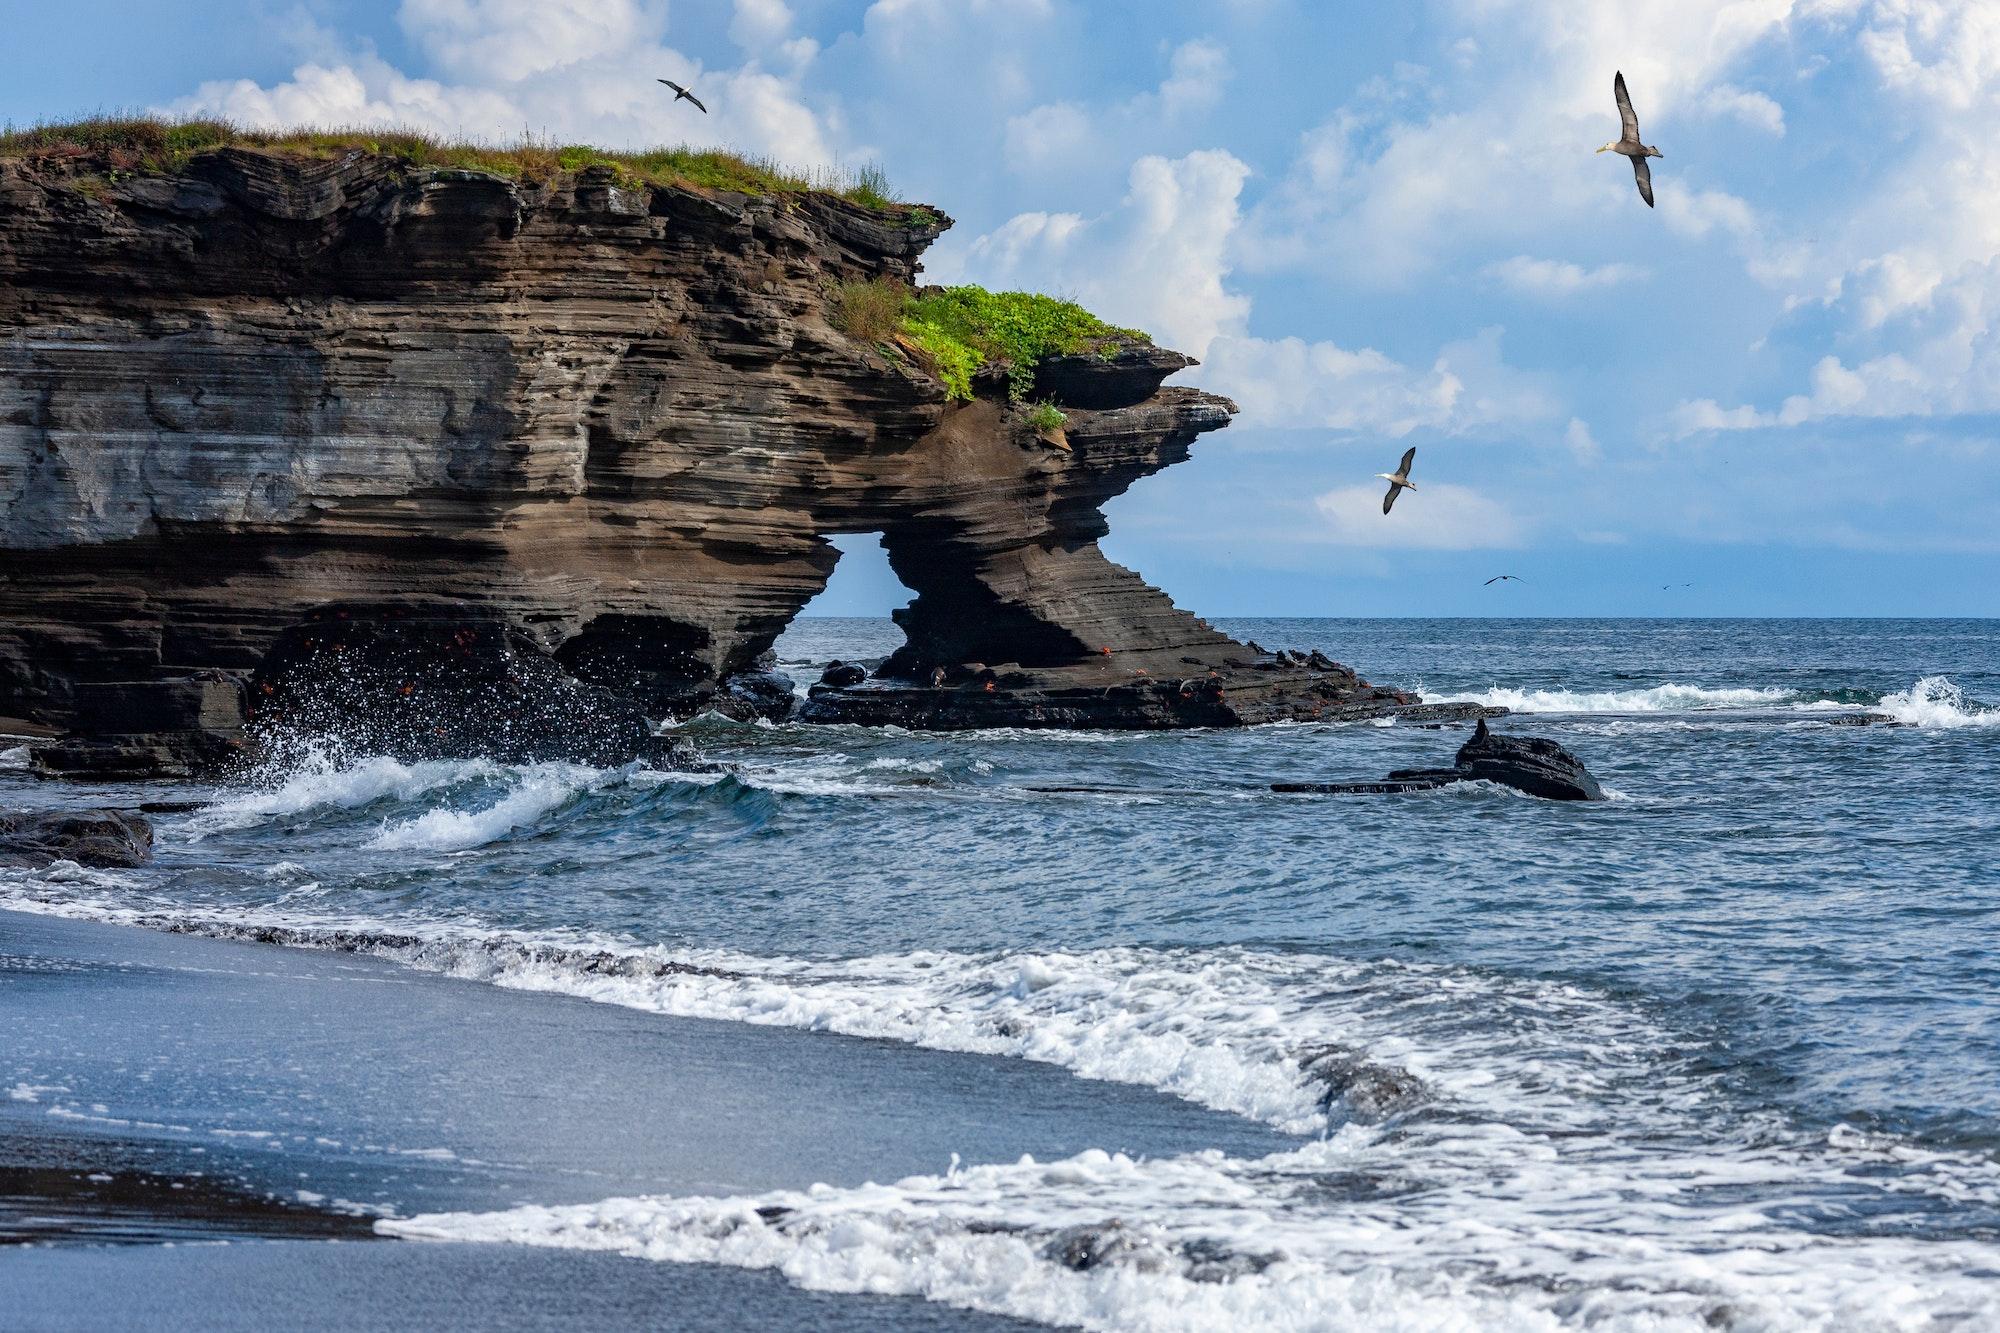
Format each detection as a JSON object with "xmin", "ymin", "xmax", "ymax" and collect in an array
[
  {"xmin": 1273, "ymin": 720, "xmax": 1606, "ymax": 802},
  {"xmin": 0, "ymin": 809, "xmax": 152, "ymax": 868}
]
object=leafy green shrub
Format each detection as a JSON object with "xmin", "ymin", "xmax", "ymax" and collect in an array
[
  {"xmin": 1026, "ymin": 400, "xmax": 1067, "ymax": 433},
  {"xmin": 831, "ymin": 278, "xmax": 908, "ymax": 342},
  {"xmin": 896, "ymin": 286, "xmax": 1148, "ymax": 402},
  {"xmin": 901, "ymin": 319, "xmax": 983, "ymax": 400}
]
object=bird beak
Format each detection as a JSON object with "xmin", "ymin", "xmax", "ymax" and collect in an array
[{"xmin": 1594, "ymin": 145, "xmax": 1610, "ymax": 153}]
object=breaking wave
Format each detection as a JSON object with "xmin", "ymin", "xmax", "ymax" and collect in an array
[
  {"xmin": 1429, "ymin": 675, "xmax": 1998, "ymax": 727},
  {"xmin": 6, "ymin": 877, "xmax": 1998, "ymax": 1330},
  {"xmin": 1875, "ymin": 676, "xmax": 2000, "ymax": 729}
]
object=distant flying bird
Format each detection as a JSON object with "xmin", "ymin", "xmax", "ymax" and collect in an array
[
  {"xmin": 1598, "ymin": 71, "xmax": 1663, "ymax": 207},
  {"xmin": 1484, "ymin": 575, "xmax": 1525, "ymax": 585},
  {"xmin": 1661, "ymin": 582, "xmax": 1693, "ymax": 590},
  {"xmin": 657, "ymin": 79, "xmax": 708, "ymax": 114},
  {"xmin": 1377, "ymin": 446, "xmax": 1418, "ymax": 514}
]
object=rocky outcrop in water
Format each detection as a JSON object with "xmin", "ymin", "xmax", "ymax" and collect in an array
[
  {"xmin": 1273, "ymin": 720, "xmax": 1606, "ymax": 801},
  {"xmin": 0, "ymin": 143, "xmax": 1491, "ymax": 774},
  {"xmin": 0, "ymin": 809, "xmax": 153, "ymax": 867}
]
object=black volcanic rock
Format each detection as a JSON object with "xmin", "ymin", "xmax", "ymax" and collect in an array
[
  {"xmin": 247, "ymin": 608, "xmax": 680, "ymax": 768},
  {"xmin": 1274, "ymin": 720, "xmax": 1605, "ymax": 801},
  {"xmin": 819, "ymin": 661, "xmax": 868, "ymax": 688},
  {"xmin": 0, "ymin": 809, "xmax": 153, "ymax": 868},
  {"xmin": 1445, "ymin": 719, "xmax": 1605, "ymax": 801}
]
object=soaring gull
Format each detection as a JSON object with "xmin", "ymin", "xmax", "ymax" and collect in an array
[
  {"xmin": 1377, "ymin": 446, "xmax": 1418, "ymax": 515},
  {"xmin": 1484, "ymin": 575, "xmax": 1525, "ymax": 585},
  {"xmin": 657, "ymin": 79, "xmax": 708, "ymax": 114},
  {"xmin": 1597, "ymin": 71, "xmax": 1663, "ymax": 207}
]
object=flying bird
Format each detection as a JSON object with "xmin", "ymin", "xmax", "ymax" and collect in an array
[
  {"xmin": 1377, "ymin": 446, "xmax": 1418, "ymax": 515},
  {"xmin": 1597, "ymin": 71, "xmax": 1663, "ymax": 207},
  {"xmin": 657, "ymin": 79, "xmax": 708, "ymax": 114},
  {"xmin": 1484, "ymin": 575, "xmax": 1525, "ymax": 586}
]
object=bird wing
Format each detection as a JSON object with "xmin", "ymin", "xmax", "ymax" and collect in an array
[
  {"xmin": 658, "ymin": 78, "xmax": 685, "ymax": 94},
  {"xmin": 1398, "ymin": 445, "xmax": 1416, "ymax": 477},
  {"xmin": 1382, "ymin": 482, "xmax": 1401, "ymax": 515},
  {"xmin": 686, "ymin": 91, "xmax": 708, "ymax": 113},
  {"xmin": 1614, "ymin": 71, "xmax": 1640, "ymax": 143},
  {"xmin": 1631, "ymin": 154, "xmax": 1654, "ymax": 207},
  {"xmin": 1484, "ymin": 576, "xmax": 1502, "ymax": 584}
]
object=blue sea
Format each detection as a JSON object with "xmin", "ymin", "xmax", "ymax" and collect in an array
[{"xmin": 4, "ymin": 618, "xmax": 1998, "ymax": 1329}]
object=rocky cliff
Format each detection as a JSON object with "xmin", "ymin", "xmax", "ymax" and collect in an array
[{"xmin": 0, "ymin": 141, "xmax": 1484, "ymax": 776}]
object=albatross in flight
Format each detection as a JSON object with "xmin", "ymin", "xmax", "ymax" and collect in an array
[
  {"xmin": 1598, "ymin": 71, "xmax": 1663, "ymax": 207},
  {"xmin": 1484, "ymin": 575, "xmax": 1525, "ymax": 585},
  {"xmin": 657, "ymin": 79, "xmax": 708, "ymax": 113},
  {"xmin": 1377, "ymin": 446, "xmax": 1417, "ymax": 514}
]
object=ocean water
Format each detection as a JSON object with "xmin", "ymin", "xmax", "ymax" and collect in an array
[{"xmin": 4, "ymin": 617, "xmax": 1999, "ymax": 1330}]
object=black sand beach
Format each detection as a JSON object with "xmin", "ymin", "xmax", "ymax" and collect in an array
[{"xmin": 1, "ymin": 908, "xmax": 1290, "ymax": 1330}]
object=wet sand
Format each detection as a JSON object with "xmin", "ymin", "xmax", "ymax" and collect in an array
[{"xmin": 1, "ymin": 908, "xmax": 1289, "ymax": 1330}]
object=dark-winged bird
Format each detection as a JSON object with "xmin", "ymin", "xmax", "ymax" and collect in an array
[
  {"xmin": 1484, "ymin": 575, "xmax": 1525, "ymax": 586},
  {"xmin": 1377, "ymin": 447, "xmax": 1418, "ymax": 514},
  {"xmin": 1597, "ymin": 71, "xmax": 1662, "ymax": 207},
  {"xmin": 658, "ymin": 79, "xmax": 708, "ymax": 114}
]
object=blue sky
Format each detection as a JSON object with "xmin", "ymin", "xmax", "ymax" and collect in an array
[{"xmin": 6, "ymin": 0, "xmax": 1997, "ymax": 616}]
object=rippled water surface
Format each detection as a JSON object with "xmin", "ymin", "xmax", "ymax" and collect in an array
[{"xmin": 5, "ymin": 618, "xmax": 1998, "ymax": 1330}]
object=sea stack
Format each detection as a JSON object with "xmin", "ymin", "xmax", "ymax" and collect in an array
[{"xmin": 0, "ymin": 141, "xmax": 1489, "ymax": 775}]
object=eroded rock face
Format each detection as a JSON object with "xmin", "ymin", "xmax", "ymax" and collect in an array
[{"xmin": 0, "ymin": 146, "xmax": 1479, "ymax": 771}]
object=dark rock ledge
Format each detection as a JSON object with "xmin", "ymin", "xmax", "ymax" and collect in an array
[{"xmin": 0, "ymin": 145, "xmax": 1492, "ymax": 776}]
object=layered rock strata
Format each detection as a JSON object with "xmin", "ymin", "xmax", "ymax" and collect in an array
[{"xmin": 0, "ymin": 145, "xmax": 1487, "ymax": 774}]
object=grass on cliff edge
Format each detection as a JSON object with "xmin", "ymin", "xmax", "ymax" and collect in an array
[
  {"xmin": 835, "ymin": 280, "xmax": 1151, "ymax": 401},
  {"xmin": 0, "ymin": 115, "xmax": 928, "ymax": 213}
]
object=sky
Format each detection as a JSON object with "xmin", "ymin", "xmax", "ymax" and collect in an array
[{"xmin": 5, "ymin": 0, "xmax": 1998, "ymax": 617}]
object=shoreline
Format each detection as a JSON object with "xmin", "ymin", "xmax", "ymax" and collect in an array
[{"xmin": 0, "ymin": 906, "xmax": 1285, "ymax": 1329}]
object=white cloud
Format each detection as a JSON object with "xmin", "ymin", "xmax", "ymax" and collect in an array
[
  {"xmin": 1243, "ymin": 0, "xmax": 1822, "ymax": 284},
  {"xmin": 1486, "ymin": 255, "xmax": 1645, "ymax": 298},
  {"xmin": 399, "ymin": 0, "xmax": 658, "ymax": 83},
  {"xmin": 166, "ymin": 0, "xmax": 838, "ymax": 169},
  {"xmin": 1002, "ymin": 39, "xmax": 1233, "ymax": 175},
  {"xmin": 939, "ymin": 148, "xmax": 1558, "ymax": 438},
  {"xmin": 1703, "ymin": 83, "xmax": 1787, "ymax": 134},
  {"xmin": 1564, "ymin": 417, "xmax": 1603, "ymax": 463},
  {"xmin": 1311, "ymin": 482, "xmax": 1527, "ymax": 549}
]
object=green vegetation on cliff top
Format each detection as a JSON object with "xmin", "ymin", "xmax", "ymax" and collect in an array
[
  {"xmin": 835, "ymin": 280, "xmax": 1150, "ymax": 401},
  {"xmin": 0, "ymin": 115, "xmax": 919, "ymax": 211}
]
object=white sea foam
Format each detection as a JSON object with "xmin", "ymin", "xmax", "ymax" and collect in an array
[
  {"xmin": 1427, "ymin": 675, "xmax": 1999, "ymax": 729},
  {"xmin": 387, "ymin": 1139, "xmax": 2000, "ymax": 1333},
  {"xmin": 6, "ymin": 880, "xmax": 1998, "ymax": 1329},
  {"xmin": 1875, "ymin": 675, "xmax": 2000, "ymax": 729},
  {"xmin": 184, "ymin": 751, "xmax": 508, "ymax": 838},
  {"xmin": 366, "ymin": 763, "xmax": 607, "ymax": 852},
  {"xmin": 1428, "ymin": 683, "xmax": 1799, "ymax": 713},
  {"xmin": 0, "ymin": 744, "xmax": 28, "ymax": 770}
]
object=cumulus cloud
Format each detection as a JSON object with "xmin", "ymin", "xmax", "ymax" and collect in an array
[
  {"xmin": 1669, "ymin": 2, "xmax": 2000, "ymax": 432},
  {"xmin": 1002, "ymin": 39, "xmax": 1234, "ymax": 175},
  {"xmin": 167, "ymin": 0, "xmax": 838, "ymax": 168},
  {"xmin": 1485, "ymin": 255, "xmax": 1645, "ymax": 298},
  {"xmin": 1311, "ymin": 483, "xmax": 1527, "ymax": 548},
  {"xmin": 1564, "ymin": 418, "xmax": 1603, "ymax": 463},
  {"xmin": 940, "ymin": 148, "xmax": 1559, "ymax": 437}
]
